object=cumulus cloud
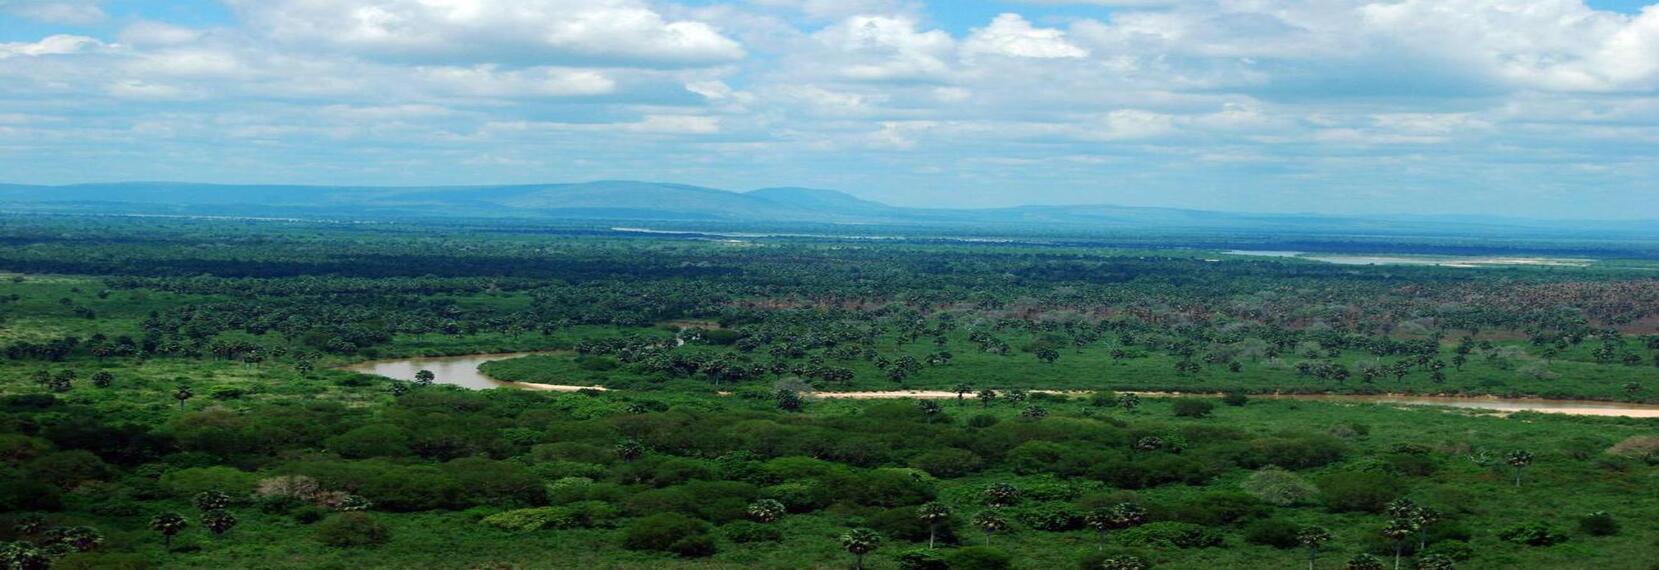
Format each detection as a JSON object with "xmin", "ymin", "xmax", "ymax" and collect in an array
[
  {"xmin": 0, "ymin": 0, "xmax": 105, "ymax": 25},
  {"xmin": 225, "ymin": 0, "xmax": 745, "ymax": 67},
  {"xmin": 0, "ymin": 34, "xmax": 104, "ymax": 59},
  {"xmin": 962, "ymin": 13, "xmax": 1087, "ymax": 60}
]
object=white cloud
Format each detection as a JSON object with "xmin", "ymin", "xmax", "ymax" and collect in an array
[
  {"xmin": 1, "ymin": 1, "xmax": 105, "ymax": 25},
  {"xmin": 120, "ymin": 21, "xmax": 207, "ymax": 46},
  {"xmin": 962, "ymin": 13, "xmax": 1087, "ymax": 60},
  {"xmin": 226, "ymin": 0, "xmax": 745, "ymax": 67},
  {"xmin": 0, "ymin": 35, "xmax": 103, "ymax": 59},
  {"xmin": 805, "ymin": 15, "xmax": 955, "ymax": 82}
]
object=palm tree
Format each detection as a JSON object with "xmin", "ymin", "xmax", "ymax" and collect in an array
[
  {"xmin": 1346, "ymin": 553, "xmax": 1385, "ymax": 570},
  {"xmin": 1505, "ymin": 450, "xmax": 1533, "ymax": 487},
  {"xmin": 149, "ymin": 512, "xmax": 189, "ymax": 549},
  {"xmin": 1297, "ymin": 526, "xmax": 1332, "ymax": 570},
  {"xmin": 91, "ymin": 371, "xmax": 114, "ymax": 388},
  {"xmin": 414, "ymin": 369, "xmax": 436, "ymax": 386},
  {"xmin": 1415, "ymin": 554, "xmax": 1455, "ymax": 570},
  {"xmin": 172, "ymin": 386, "xmax": 194, "ymax": 411},
  {"xmin": 840, "ymin": 528, "xmax": 881, "ymax": 570},
  {"xmin": 615, "ymin": 439, "xmax": 645, "ymax": 462},
  {"xmin": 1085, "ymin": 502, "xmax": 1146, "ymax": 550},
  {"xmin": 916, "ymin": 502, "xmax": 951, "ymax": 549},
  {"xmin": 977, "ymin": 389, "xmax": 997, "ymax": 407},
  {"xmin": 0, "ymin": 542, "xmax": 50, "ymax": 570},
  {"xmin": 1119, "ymin": 393, "xmax": 1141, "ymax": 412},
  {"xmin": 193, "ymin": 490, "xmax": 232, "ymax": 511},
  {"xmin": 61, "ymin": 526, "xmax": 103, "ymax": 552},
  {"xmin": 983, "ymin": 482, "xmax": 1020, "ymax": 507},
  {"xmin": 1382, "ymin": 519, "xmax": 1416, "ymax": 570},
  {"xmin": 747, "ymin": 499, "xmax": 785, "ymax": 523},
  {"xmin": 953, "ymin": 383, "xmax": 973, "ymax": 405},
  {"xmin": 971, "ymin": 511, "xmax": 1007, "ymax": 545},
  {"xmin": 201, "ymin": 510, "xmax": 238, "ymax": 536},
  {"xmin": 1098, "ymin": 555, "xmax": 1150, "ymax": 570}
]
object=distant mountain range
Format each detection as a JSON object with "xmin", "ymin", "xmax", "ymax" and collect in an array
[{"xmin": 1, "ymin": 180, "xmax": 1654, "ymax": 239}]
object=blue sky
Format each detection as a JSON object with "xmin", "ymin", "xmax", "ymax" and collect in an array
[{"xmin": 2, "ymin": 0, "xmax": 1657, "ymax": 219}]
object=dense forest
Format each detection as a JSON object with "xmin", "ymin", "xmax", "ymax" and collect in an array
[{"xmin": 0, "ymin": 215, "xmax": 1655, "ymax": 569}]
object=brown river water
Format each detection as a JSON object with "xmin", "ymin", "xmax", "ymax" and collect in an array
[{"xmin": 344, "ymin": 353, "xmax": 1659, "ymax": 418}]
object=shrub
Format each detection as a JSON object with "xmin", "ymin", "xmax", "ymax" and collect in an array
[
  {"xmin": 292, "ymin": 506, "xmax": 328, "ymax": 524},
  {"xmin": 1606, "ymin": 435, "xmax": 1659, "ymax": 462},
  {"xmin": 908, "ymin": 448, "xmax": 985, "ymax": 478},
  {"xmin": 1221, "ymin": 392, "xmax": 1249, "ymax": 407},
  {"xmin": 1421, "ymin": 540, "xmax": 1474, "ymax": 561},
  {"xmin": 1317, "ymin": 471, "xmax": 1400, "ymax": 513},
  {"xmin": 1077, "ymin": 550, "xmax": 1156, "ymax": 570},
  {"xmin": 1241, "ymin": 466, "xmax": 1317, "ymax": 506},
  {"xmin": 313, "ymin": 513, "xmax": 391, "ymax": 547},
  {"xmin": 1497, "ymin": 522, "xmax": 1567, "ymax": 546},
  {"xmin": 622, "ymin": 513, "xmax": 717, "ymax": 557},
  {"xmin": 945, "ymin": 546, "xmax": 1014, "ymax": 570},
  {"xmin": 1117, "ymin": 522, "xmax": 1223, "ymax": 549},
  {"xmin": 764, "ymin": 482, "xmax": 830, "ymax": 512},
  {"xmin": 1164, "ymin": 492, "xmax": 1264, "ymax": 526},
  {"xmin": 1172, "ymin": 399, "xmax": 1214, "ymax": 418},
  {"xmin": 967, "ymin": 414, "xmax": 1000, "ymax": 428},
  {"xmin": 1579, "ymin": 511, "xmax": 1619, "ymax": 536},
  {"xmin": 721, "ymin": 521, "xmax": 783, "ymax": 543},
  {"xmin": 897, "ymin": 548, "xmax": 949, "ymax": 570},
  {"xmin": 325, "ymin": 424, "xmax": 411, "ymax": 459},
  {"xmin": 1243, "ymin": 518, "xmax": 1301, "ymax": 549},
  {"xmin": 1011, "ymin": 502, "xmax": 1084, "ymax": 531},
  {"xmin": 25, "ymin": 451, "xmax": 111, "ymax": 489},
  {"xmin": 160, "ymin": 466, "xmax": 257, "ymax": 498},
  {"xmin": 869, "ymin": 506, "xmax": 957, "ymax": 543},
  {"xmin": 480, "ymin": 502, "xmax": 620, "ymax": 531}
]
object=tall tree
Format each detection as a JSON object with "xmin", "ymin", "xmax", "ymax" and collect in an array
[
  {"xmin": 149, "ymin": 513, "xmax": 189, "ymax": 549},
  {"xmin": 916, "ymin": 502, "xmax": 951, "ymax": 549},
  {"xmin": 1505, "ymin": 450, "xmax": 1534, "ymax": 487},
  {"xmin": 1297, "ymin": 526, "xmax": 1332, "ymax": 570},
  {"xmin": 840, "ymin": 528, "xmax": 880, "ymax": 570}
]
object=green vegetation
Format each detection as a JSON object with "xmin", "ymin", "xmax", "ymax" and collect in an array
[{"xmin": 0, "ymin": 216, "xmax": 1654, "ymax": 568}]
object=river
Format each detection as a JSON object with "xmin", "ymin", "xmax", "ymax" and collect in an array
[{"xmin": 343, "ymin": 353, "xmax": 1659, "ymax": 418}]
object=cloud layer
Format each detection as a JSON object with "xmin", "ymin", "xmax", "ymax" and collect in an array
[{"xmin": 1, "ymin": 0, "xmax": 1656, "ymax": 219}]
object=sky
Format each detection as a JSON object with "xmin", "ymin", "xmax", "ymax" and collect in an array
[{"xmin": 1, "ymin": 1, "xmax": 1657, "ymax": 219}]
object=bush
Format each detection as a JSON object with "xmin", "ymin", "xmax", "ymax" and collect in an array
[
  {"xmin": 1172, "ymin": 399, "xmax": 1214, "ymax": 418},
  {"xmin": 1421, "ymin": 540, "xmax": 1473, "ymax": 561},
  {"xmin": 1243, "ymin": 518, "xmax": 1301, "ymax": 549},
  {"xmin": 1579, "ymin": 511, "xmax": 1619, "ymax": 536},
  {"xmin": 967, "ymin": 414, "xmax": 1000, "ymax": 428},
  {"xmin": 622, "ymin": 513, "xmax": 717, "ymax": 557},
  {"xmin": 721, "ymin": 520, "xmax": 783, "ymax": 543},
  {"xmin": 869, "ymin": 506, "xmax": 957, "ymax": 543},
  {"xmin": 1221, "ymin": 392, "xmax": 1249, "ymax": 407},
  {"xmin": 159, "ymin": 466, "xmax": 257, "ymax": 498},
  {"xmin": 908, "ymin": 448, "xmax": 985, "ymax": 478},
  {"xmin": 1498, "ymin": 522, "xmax": 1568, "ymax": 546},
  {"xmin": 1317, "ymin": 471, "xmax": 1400, "ymax": 513},
  {"xmin": 946, "ymin": 546, "xmax": 1014, "ymax": 570},
  {"xmin": 293, "ymin": 506, "xmax": 328, "ymax": 524},
  {"xmin": 897, "ymin": 548, "xmax": 949, "ymax": 570},
  {"xmin": 25, "ymin": 450, "xmax": 111, "ymax": 489},
  {"xmin": 1241, "ymin": 466, "xmax": 1317, "ymax": 506},
  {"xmin": 313, "ymin": 513, "xmax": 391, "ymax": 547},
  {"xmin": 1010, "ymin": 502, "xmax": 1084, "ymax": 531},
  {"xmin": 1077, "ymin": 549, "xmax": 1156, "ymax": 570},
  {"xmin": 1164, "ymin": 492, "xmax": 1264, "ymax": 526},
  {"xmin": 480, "ymin": 502, "xmax": 620, "ymax": 531},
  {"xmin": 325, "ymin": 424, "xmax": 411, "ymax": 459},
  {"xmin": 1117, "ymin": 522, "xmax": 1223, "ymax": 549}
]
